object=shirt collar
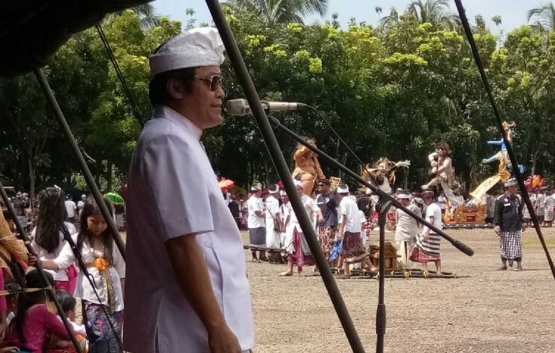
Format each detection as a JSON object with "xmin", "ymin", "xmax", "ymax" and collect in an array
[{"xmin": 154, "ymin": 105, "xmax": 203, "ymax": 141}]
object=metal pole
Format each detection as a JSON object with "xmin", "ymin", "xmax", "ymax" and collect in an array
[
  {"xmin": 32, "ymin": 67, "xmax": 126, "ymax": 260},
  {"xmin": 205, "ymin": 1, "xmax": 366, "ymax": 352},
  {"xmin": 375, "ymin": 202, "xmax": 390, "ymax": 353},
  {"xmin": 0, "ymin": 180, "xmax": 84, "ymax": 353}
]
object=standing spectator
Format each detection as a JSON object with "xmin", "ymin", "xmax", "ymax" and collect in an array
[
  {"xmin": 336, "ymin": 184, "xmax": 375, "ymax": 276},
  {"xmin": 64, "ymin": 195, "xmax": 77, "ymax": 223},
  {"xmin": 535, "ymin": 188, "xmax": 545, "ymax": 225},
  {"xmin": 544, "ymin": 189, "xmax": 554, "ymax": 226},
  {"xmin": 124, "ymin": 27, "xmax": 253, "ymax": 353},
  {"xmin": 247, "ymin": 183, "xmax": 267, "ymax": 262},
  {"xmin": 265, "ymin": 185, "xmax": 282, "ymax": 263},
  {"xmin": 316, "ymin": 180, "xmax": 338, "ymax": 263},
  {"xmin": 228, "ymin": 195, "xmax": 241, "ymax": 229},
  {"xmin": 395, "ymin": 190, "xmax": 420, "ymax": 270},
  {"xmin": 31, "ymin": 188, "xmax": 77, "ymax": 292},
  {"xmin": 77, "ymin": 194, "xmax": 86, "ymax": 216},
  {"xmin": 493, "ymin": 178, "xmax": 526, "ymax": 271},
  {"xmin": 485, "ymin": 192, "xmax": 496, "ymax": 224},
  {"xmin": 413, "ymin": 190, "xmax": 443, "ymax": 275}
]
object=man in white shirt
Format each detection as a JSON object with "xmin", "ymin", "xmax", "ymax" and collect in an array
[
  {"xmin": 415, "ymin": 190, "xmax": 443, "ymax": 275},
  {"xmin": 125, "ymin": 28, "xmax": 253, "ymax": 353},
  {"xmin": 265, "ymin": 185, "xmax": 282, "ymax": 263},
  {"xmin": 395, "ymin": 190, "xmax": 420, "ymax": 270},
  {"xmin": 77, "ymin": 194, "xmax": 86, "ymax": 216},
  {"xmin": 64, "ymin": 195, "xmax": 77, "ymax": 223},
  {"xmin": 247, "ymin": 183, "xmax": 267, "ymax": 262},
  {"xmin": 337, "ymin": 184, "xmax": 375, "ymax": 276}
]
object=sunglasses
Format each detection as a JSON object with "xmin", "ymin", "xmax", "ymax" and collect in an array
[{"xmin": 197, "ymin": 75, "xmax": 223, "ymax": 92}]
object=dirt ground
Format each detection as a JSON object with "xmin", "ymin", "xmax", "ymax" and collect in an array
[{"xmin": 244, "ymin": 228, "xmax": 555, "ymax": 353}]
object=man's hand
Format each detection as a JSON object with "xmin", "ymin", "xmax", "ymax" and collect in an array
[
  {"xmin": 494, "ymin": 226, "xmax": 500, "ymax": 237},
  {"xmin": 423, "ymin": 232, "xmax": 429, "ymax": 240},
  {"xmin": 522, "ymin": 225, "xmax": 526, "ymax": 232},
  {"xmin": 318, "ymin": 214, "xmax": 324, "ymax": 223},
  {"xmin": 208, "ymin": 324, "xmax": 242, "ymax": 353}
]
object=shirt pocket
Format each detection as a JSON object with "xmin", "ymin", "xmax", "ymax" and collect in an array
[{"xmin": 202, "ymin": 241, "xmax": 224, "ymax": 304}]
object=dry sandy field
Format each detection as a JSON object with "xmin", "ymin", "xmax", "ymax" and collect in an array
[{"xmin": 244, "ymin": 228, "xmax": 555, "ymax": 353}]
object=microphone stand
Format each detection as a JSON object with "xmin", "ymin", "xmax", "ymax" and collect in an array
[{"xmin": 0, "ymin": 181, "xmax": 84, "ymax": 353}]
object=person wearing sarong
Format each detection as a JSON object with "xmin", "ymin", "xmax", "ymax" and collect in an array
[
  {"xmin": 316, "ymin": 180, "xmax": 338, "ymax": 262},
  {"xmin": 535, "ymin": 188, "xmax": 545, "ymax": 225},
  {"xmin": 395, "ymin": 191, "xmax": 420, "ymax": 270},
  {"xmin": 248, "ymin": 183, "xmax": 267, "ymax": 262},
  {"xmin": 493, "ymin": 178, "xmax": 526, "ymax": 271},
  {"xmin": 413, "ymin": 190, "xmax": 443, "ymax": 275},
  {"xmin": 337, "ymin": 185, "xmax": 376, "ymax": 276},
  {"xmin": 265, "ymin": 185, "xmax": 282, "ymax": 263},
  {"xmin": 280, "ymin": 180, "xmax": 319, "ymax": 276},
  {"xmin": 543, "ymin": 189, "xmax": 554, "ymax": 226}
]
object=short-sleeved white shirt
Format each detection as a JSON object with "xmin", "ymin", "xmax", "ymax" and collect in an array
[
  {"xmin": 247, "ymin": 195, "xmax": 264, "ymax": 228},
  {"xmin": 288, "ymin": 194, "xmax": 320, "ymax": 232},
  {"xmin": 423, "ymin": 202, "xmax": 443, "ymax": 234},
  {"xmin": 339, "ymin": 196, "xmax": 361, "ymax": 233},
  {"xmin": 265, "ymin": 196, "xmax": 280, "ymax": 231},
  {"xmin": 64, "ymin": 201, "xmax": 77, "ymax": 218},
  {"xmin": 124, "ymin": 106, "xmax": 254, "ymax": 353}
]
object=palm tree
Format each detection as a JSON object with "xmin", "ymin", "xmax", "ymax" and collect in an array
[
  {"xmin": 103, "ymin": 4, "xmax": 160, "ymax": 29},
  {"xmin": 407, "ymin": 0, "xmax": 460, "ymax": 30},
  {"xmin": 225, "ymin": 0, "xmax": 328, "ymax": 25},
  {"xmin": 378, "ymin": 8, "xmax": 400, "ymax": 30},
  {"xmin": 527, "ymin": 2, "xmax": 555, "ymax": 32}
]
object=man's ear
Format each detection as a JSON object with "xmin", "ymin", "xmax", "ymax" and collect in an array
[{"xmin": 166, "ymin": 78, "xmax": 185, "ymax": 100}]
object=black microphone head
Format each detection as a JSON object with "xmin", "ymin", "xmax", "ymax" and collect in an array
[{"xmin": 225, "ymin": 99, "xmax": 250, "ymax": 116}]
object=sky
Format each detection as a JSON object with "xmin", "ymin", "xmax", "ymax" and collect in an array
[{"xmin": 152, "ymin": 0, "xmax": 545, "ymax": 37}]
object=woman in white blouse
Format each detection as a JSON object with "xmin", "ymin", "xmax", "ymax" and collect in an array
[
  {"xmin": 31, "ymin": 188, "xmax": 78, "ymax": 292},
  {"xmin": 42, "ymin": 197, "xmax": 125, "ymax": 353}
]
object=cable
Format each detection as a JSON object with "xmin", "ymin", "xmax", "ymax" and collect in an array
[
  {"xmin": 454, "ymin": 0, "xmax": 555, "ymax": 279},
  {"xmin": 95, "ymin": 23, "xmax": 145, "ymax": 128}
]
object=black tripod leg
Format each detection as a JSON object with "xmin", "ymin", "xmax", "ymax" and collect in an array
[{"xmin": 376, "ymin": 201, "xmax": 391, "ymax": 353}]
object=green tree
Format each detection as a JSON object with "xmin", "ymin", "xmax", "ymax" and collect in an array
[
  {"xmin": 528, "ymin": 2, "xmax": 555, "ymax": 32},
  {"xmin": 225, "ymin": 0, "xmax": 328, "ymax": 25}
]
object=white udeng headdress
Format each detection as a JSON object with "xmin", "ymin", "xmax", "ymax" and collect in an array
[{"xmin": 149, "ymin": 27, "xmax": 225, "ymax": 78}]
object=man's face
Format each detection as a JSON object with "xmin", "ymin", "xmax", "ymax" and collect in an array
[
  {"xmin": 437, "ymin": 148, "xmax": 445, "ymax": 157},
  {"xmin": 319, "ymin": 183, "xmax": 330, "ymax": 194},
  {"xmin": 399, "ymin": 197, "xmax": 410, "ymax": 206},
  {"xmin": 423, "ymin": 196, "xmax": 433, "ymax": 205},
  {"xmin": 281, "ymin": 194, "xmax": 289, "ymax": 203},
  {"xmin": 296, "ymin": 187, "xmax": 304, "ymax": 195},
  {"xmin": 508, "ymin": 185, "xmax": 517, "ymax": 195},
  {"xmin": 185, "ymin": 65, "xmax": 225, "ymax": 129}
]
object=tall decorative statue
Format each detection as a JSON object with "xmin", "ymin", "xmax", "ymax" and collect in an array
[
  {"xmin": 470, "ymin": 121, "xmax": 523, "ymax": 200},
  {"xmin": 422, "ymin": 143, "xmax": 464, "ymax": 206},
  {"xmin": 362, "ymin": 158, "xmax": 411, "ymax": 195},
  {"xmin": 292, "ymin": 138, "xmax": 325, "ymax": 196},
  {"xmin": 482, "ymin": 121, "xmax": 521, "ymax": 176}
]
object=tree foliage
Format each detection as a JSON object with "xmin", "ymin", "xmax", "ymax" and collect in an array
[{"xmin": 2, "ymin": 2, "xmax": 555, "ymax": 195}]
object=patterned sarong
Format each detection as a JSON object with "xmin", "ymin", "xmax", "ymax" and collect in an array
[
  {"xmin": 500, "ymin": 231, "xmax": 522, "ymax": 260},
  {"xmin": 340, "ymin": 232, "xmax": 366, "ymax": 258},
  {"xmin": 317, "ymin": 226, "xmax": 335, "ymax": 254}
]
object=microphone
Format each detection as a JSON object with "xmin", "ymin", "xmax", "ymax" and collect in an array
[{"xmin": 225, "ymin": 98, "xmax": 306, "ymax": 116}]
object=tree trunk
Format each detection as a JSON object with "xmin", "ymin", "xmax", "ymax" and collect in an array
[
  {"xmin": 28, "ymin": 157, "xmax": 35, "ymax": 203},
  {"xmin": 107, "ymin": 161, "xmax": 113, "ymax": 192}
]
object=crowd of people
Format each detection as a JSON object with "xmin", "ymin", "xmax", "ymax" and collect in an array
[
  {"xmin": 232, "ymin": 178, "xmax": 450, "ymax": 276},
  {"xmin": 0, "ymin": 187, "xmax": 124, "ymax": 353}
]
